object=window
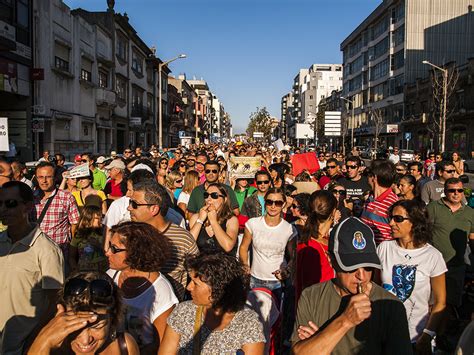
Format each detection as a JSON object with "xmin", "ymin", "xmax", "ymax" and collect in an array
[
  {"xmin": 309, "ymin": 95, "xmax": 313, "ymax": 100},
  {"xmin": 391, "ymin": 50, "xmax": 404, "ymax": 71},
  {"xmin": 117, "ymin": 34, "xmax": 127, "ymax": 61},
  {"xmin": 99, "ymin": 71, "xmax": 108, "ymax": 88},
  {"xmin": 372, "ymin": 16, "xmax": 389, "ymax": 39},
  {"xmin": 116, "ymin": 76, "xmax": 127, "ymax": 101},
  {"xmin": 54, "ymin": 42, "xmax": 70, "ymax": 72},
  {"xmin": 132, "ymin": 50, "xmax": 143, "ymax": 74},
  {"xmin": 370, "ymin": 58, "xmax": 389, "ymax": 81},
  {"xmin": 81, "ymin": 58, "xmax": 92, "ymax": 82},
  {"xmin": 132, "ymin": 87, "xmax": 143, "ymax": 114},
  {"xmin": 392, "ymin": 25, "xmax": 405, "ymax": 47}
]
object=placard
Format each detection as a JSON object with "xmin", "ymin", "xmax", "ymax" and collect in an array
[
  {"xmin": 0, "ymin": 117, "xmax": 9, "ymax": 151},
  {"xmin": 229, "ymin": 156, "xmax": 261, "ymax": 179},
  {"xmin": 67, "ymin": 163, "xmax": 90, "ymax": 179},
  {"xmin": 273, "ymin": 138, "xmax": 284, "ymax": 152}
]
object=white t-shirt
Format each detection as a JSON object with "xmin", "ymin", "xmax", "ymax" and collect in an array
[
  {"xmin": 377, "ymin": 240, "xmax": 447, "ymax": 341},
  {"xmin": 104, "ymin": 196, "xmax": 186, "ymax": 229},
  {"xmin": 177, "ymin": 191, "xmax": 190, "ymax": 206},
  {"xmin": 245, "ymin": 216, "xmax": 296, "ymax": 281},
  {"xmin": 107, "ymin": 270, "xmax": 178, "ymax": 347}
]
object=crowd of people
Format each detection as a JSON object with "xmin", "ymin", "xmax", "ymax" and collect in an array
[{"xmin": 0, "ymin": 143, "xmax": 473, "ymax": 354}]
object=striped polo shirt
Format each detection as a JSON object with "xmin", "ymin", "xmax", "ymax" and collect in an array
[{"xmin": 361, "ymin": 188, "xmax": 399, "ymax": 244}]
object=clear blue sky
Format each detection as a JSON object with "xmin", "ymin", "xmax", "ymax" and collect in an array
[{"xmin": 64, "ymin": 0, "xmax": 380, "ymax": 134}]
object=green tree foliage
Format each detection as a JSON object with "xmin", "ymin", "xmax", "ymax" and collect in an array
[{"xmin": 246, "ymin": 107, "xmax": 273, "ymax": 141}]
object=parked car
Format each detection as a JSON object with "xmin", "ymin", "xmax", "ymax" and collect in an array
[{"xmin": 399, "ymin": 149, "xmax": 415, "ymax": 162}]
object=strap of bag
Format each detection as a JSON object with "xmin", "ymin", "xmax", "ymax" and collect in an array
[
  {"xmin": 37, "ymin": 189, "xmax": 58, "ymax": 225},
  {"xmin": 193, "ymin": 305, "xmax": 203, "ymax": 355},
  {"xmin": 117, "ymin": 332, "xmax": 128, "ymax": 355}
]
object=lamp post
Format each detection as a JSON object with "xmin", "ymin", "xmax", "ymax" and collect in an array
[
  {"xmin": 158, "ymin": 54, "xmax": 186, "ymax": 150},
  {"xmin": 422, "ymin": 60, "xmax": 448, "ymax": 153},
  {"xmin": 340, "ymin": 96, "xmax": 355, "ymax": 152}
]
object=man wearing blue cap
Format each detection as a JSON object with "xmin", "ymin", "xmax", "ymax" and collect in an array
[{"xmin": 292, "ymin": 217, "xmax": 412, "ymax": 355}]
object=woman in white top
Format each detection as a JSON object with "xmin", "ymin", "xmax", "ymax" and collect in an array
[
  {"xmin": 106, "ymin": 221, "xmax": 178, "ymax": 353},
  {"xmin": 376, "ymin": 200, "xmax": 446, "ymax": 354},
  {"xmin": 239, "ymin": 187, "xmax": 296, "ymax": 301}
]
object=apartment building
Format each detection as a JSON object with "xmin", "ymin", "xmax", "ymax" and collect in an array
[
  {"xmin": 341, "ymin": 0, "xmax": 474, "ymax": 149},
  {"xmin": 280, "ymin": 92, "xmax": 294, "ymax": 142},
  {"xmin": 168, "ymin": 74, "xmax": 197, "ymax": 141},
  {"xmin": 187, "ymin": 78, "xmax": 211, "ymax": 143}
]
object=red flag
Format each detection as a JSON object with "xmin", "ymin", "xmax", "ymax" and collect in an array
[{"xmin": 291, "ymin": 152, "xmax": 320, "ymax": 176}]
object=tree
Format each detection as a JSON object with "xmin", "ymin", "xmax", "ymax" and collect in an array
[
  {"xmin": 368, "ymin": 107, "xmax": 385, "ymax": 150},
  {"xmin": 246, "ymin": 107, "xmax": 273, "ymax": 142}
]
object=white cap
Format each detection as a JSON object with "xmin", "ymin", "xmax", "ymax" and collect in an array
[{"xmin": 131, "ymin": 163, "xmax": 154, "ymax": 175}]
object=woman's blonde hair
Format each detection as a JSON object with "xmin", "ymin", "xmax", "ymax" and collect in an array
[
  {"xmin": 164, "ymin": 170, "xmax": 182, "ymax": 190},
  {"xmin": 182, "ymin": 170, "xmax": 200, "ymax": 194}
]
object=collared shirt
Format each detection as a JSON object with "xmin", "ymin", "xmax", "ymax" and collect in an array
[
  {"xmin": 0, "ymin": 226, "xmax": 64, "ymax": 354},
  {"xmin": 361, "ymin": 188, "xmax": 399, "ymax": 244},
  {"xmin": 92, "ymin": 168, "xmax": 107, "ymax": 190},
  {"xmin": 34, "ymin": 189, "xmax": 80, "ymax": 244},
  {"xmin": 427, "ymin": 198, "xmax": 474, "ymax": 265}
]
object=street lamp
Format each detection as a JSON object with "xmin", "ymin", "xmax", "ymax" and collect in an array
[
  {"xmin": 158, "ymin": 54, "xmax": 187, "ymax": 149},
  {"xmin": 422, "ymin": 60, "xmax": 448, "ymax": 152},
  {"xmin": 340, "ymin": 96, "xmax": 355, "ymax": 152}
]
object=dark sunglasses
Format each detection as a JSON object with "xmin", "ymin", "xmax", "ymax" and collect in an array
[
  {"xmin": 327, "ymin": 165, "xmax": 337, "ymax": 169},
  {"xmin": 290, "ymin": 204, "xmax": 300, "ymax": 209},
  {"xmin": 390, "ymin": 215, "xmax": 410, "ymax": 223},
  {"xmin": 205, "ymin": 169, "xmax": 218, "ymax": 174},
  {"xmin": 160, "ymin": 161, "xmax": 168, "ymax": 165},
  {"xmin": 179, "ymin": 163, "xmax": 186, "ymax": 167},
  {"xmin": 346, "ymin": 165, "xmax": 359, "ymax": 170},
  {"xmin": 256, "ymin": 180, "xmax": 270, "ymax": 185},
  {"xmin": 0, "ymin": 199, "xmax": 23, "ymax": 208},
  {"xmin": 447, "ymin": 188, "xmax": 464, "ymax": 193},
  {"xmin": 108, "ymin": 241, "xmax": 127, "ymax": 254},
  {"xmin": 175, "ymin": 179, "xmax": 183, "ymax": 184},
  {"xmin": 204, "ymin": 191, "xmax": 225, "ymax": 199},
  {"xmin": 396, "ymin": 169, "xmax": 405, "ymax": 172},
  {"xmin": 265, "ymin": 199, "xmax": 284, "ymax": 207},
  {"xmin": 333, "ymin": 190, "xmax": 347, "ymax": 196},
  {"xmin": 128, "ymin": 199, "xmax": 156, "ymax": 209},
  {"xmin": 444, "ymin": 169, "xmax": 455, "ymax": 174},
  {"xmin": 124, "ymin": 150, "xmax": 132, "ymax": 154},
  {"xmin": 81, "ymin": 159, "xmax": 88, "ymax": 163},
  {"xmin": 64, "ymin": 278, "xmax": 113, "ymax": 302}
]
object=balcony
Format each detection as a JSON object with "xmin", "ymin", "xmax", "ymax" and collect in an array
[
  {"xmin": 131, "ymin": 104, "xmax": 151, "ymax": 117},
  {"xmin": 96, "ymin": 88, "xmax": 117, "ymax": 107}
]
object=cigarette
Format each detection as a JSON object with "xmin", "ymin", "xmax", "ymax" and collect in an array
[{"xmin": 357, "ymin": 283, "xmax": 363, "ymax": 294}]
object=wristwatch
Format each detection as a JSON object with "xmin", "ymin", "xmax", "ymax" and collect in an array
[
  {"xmin": 196, "ymin": 219, "xmax": 204, "ymax": 225},
  {"xmin": 422, "ymin": 329, "xmax": 436, "ymax": 338}
]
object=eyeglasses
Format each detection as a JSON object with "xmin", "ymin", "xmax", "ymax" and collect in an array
[
  {"xmin": 444, "ymin": 169, "xmax": 456, "ymax": 174},
  {"xmin": 205, "ymin": 169, "xmax": 218, "ymax": 174},
  {"xmin": 36, "ymin": 175, "xmax": 54, "ymax": 180},
  {"xmin": 332, "ymin": 190, "xmax": 347, "ymax": 196},
  {"xmin": 160, "ymin": 161, "xmax": 168, "ymax": 165},
  {"xmin": 290, "ymin": 204, "xmax": 300, "ymax": 209},
  {"xmin": 204, "ymin": 191, "xmax": 225, "ymax": 199},
  {"xmin": 124, "ymin": 150, "xmax": 132, "ymax": 154},
  {"xmin": 0, "ymin": 199, "xmax": 23, "ymax": 209},
  {"xmin": 256, "ymin": 180, "xmax": 270, "ymax": 185},
  {"xmin": 447, "ymin": 188, "xmax": 464, "ymax": 194},
  {"xmin": 179, "ymin": 163, "xmax": 186, "ymax": 167},
  {"xmin": 327, "ymin": 165, "xmax": 337, "ymax": 169},
  {"xmin": 128, "ymin": 199, "xmax": 156, "ymax": 209},
  {"xmin": 346, "ymin": 165, "xmax": 358, "ymax": 170},
  {"xmin": 175, "ymin": 179, "xmax": 183, "ymax": 184},
  {"xmin": 390, "ymin": 215, "xmax": 410, "ymax": 223},
  {"xmin": 265, "ymin": 199, "xmax": 285, "ymax": 207},
  {"xmin": 64, "ymin": 278, "xmax": 113, "ymax": 304},
  {"xmin": 81, "ymin": 159, "xmax": 88, "ymax": 163}
]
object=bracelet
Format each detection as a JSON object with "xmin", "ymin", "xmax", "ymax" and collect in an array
[
  {"xmin": 422, "ymin": 329, "xmax": 436, "ymax": 338},
  {"xmin": 196, "ymin": 219, "xmax": 204, "ymax": 225}
]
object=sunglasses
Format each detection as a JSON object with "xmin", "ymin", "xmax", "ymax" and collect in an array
[
  {"xmin": 204, "ymin": 191, "xmax": 225, "ymax": 199},
  {"xmin": 107, "ymin": 241, "xmax": 127, "ymax": 254},
  {"xmin": 265, "ymin": 199, "xmax": 284, "ymax": 207},
  {"xmin": 447, "ymin": 188, "xmax": 464, "ymax": 193},
  {"xmin": 290, "ymin": 204, "xmax": 300, "ymax": 209},
  {"xmin": 64, "ymin": 278, "xmax": 113, "ymax": 303},
  {"xmin": 327, "ymin": 165, "xmax": 337, "ymax": 169},
  {"xmin": 128, "ymin": 199, "xmax": 156, "ymax": 209},
  {"xmin": 346, "ymin": 165, "xmax": 358, "ymax": 170},
  {"xmin": 256, "ymin": 180, "xmax": 270, "ymax": 185},
  {"xmin": 205, "ymin": 169, "xmax": 218, "ymax": 174},
  {"xmin": 390, "ymin": 215, "xmax": 410, "ymax": 223},
  {"xmin": 0, "ymin": 199, "xmax": 22, "ymax": 209},
  {"xmin": 396, "ymin": 169, "xmax": 405, "ymax": 172},
  {"xmin": 160, "ymin": 161, "xmax": 168, "ymax": 165},
  {"xmin": 333, "ymin": 190, "xmax": 347, "ymax": 196},
  {"xmin": 175, "ymin": 179, "xmax": 183, "ymax": 184},
  {"xmin": 179, "ymin": 163, "xmax": 186, "ymax": 167},
  {"xmin": 81, "ymin": 159, "xmax": 88, "ymax": 163},
  {"xmin": 444, "ymin": 170, "xmax": 455, "ymax": 174}
]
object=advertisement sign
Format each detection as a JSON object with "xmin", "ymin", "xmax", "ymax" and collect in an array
[
  {"xmin": 67, "ymin": 163, "xmax": 90, "ymax": 179},
  {"xmin": 32, "ymin": 118, "xmax": 44, "ymax": 132},
  {"xmin": 0, "ymin": 117, "xmax": 9, "ymax": 151},
  {"xmin": 229, "ymin": 156, "xmax": 261, "ymax": 179}
]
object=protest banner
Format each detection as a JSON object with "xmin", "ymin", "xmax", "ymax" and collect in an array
[
  {"xmin": 229, "ymin": 156, "xmax": 261, "ymax": 179},
  {"xmin": 273, "ymin": 138, "xmax": 284, "ymax": 152},
  {"xmin": 68, "ymin": 163, "xmax": 90, "ymax": 179},
  {"xmin": 291, "ymin": 152, "xmax": 320, "ymax": 176}
]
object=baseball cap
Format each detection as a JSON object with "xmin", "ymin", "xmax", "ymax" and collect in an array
[
  {"xmin": 105, "ymin": 159, "xmax": 125, "ymax": 170},
  {"xmin": 131, "ymin": 163, "xmax": 154, "ymax": 174},
  {"xmin": 329, "ymin": 217, "xmax": 381, "ymax": 272},
  {"xmin": 74, "ymin": 154, "xmax": 82, "ymax": 162},
  {"xmin": 96, "ymin": 156, "xmax": 106, "ymax": 164}
]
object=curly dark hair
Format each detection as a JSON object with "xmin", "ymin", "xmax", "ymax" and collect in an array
[
  {"xmin": 58, "ymin": 271, "xmax": 123, "ymax": 331},
  {"xmin": 110, "ymin": 222, "xmax": 170, "ymax": 272},
  {"xmin": 388, "ymin": 200, "xmax": 432, "ymax": 247},
  {"xmin": 293, "ymin": 193, "xmax": 311, "ymax": 217},
  {"xmin": 185, "ymin": 253, "xmax": 250, "ymax": 313}
]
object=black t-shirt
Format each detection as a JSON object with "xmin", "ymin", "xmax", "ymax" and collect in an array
[{"xmin": 339, "ymin": 176, "xmax": 371, "ymax": 199}]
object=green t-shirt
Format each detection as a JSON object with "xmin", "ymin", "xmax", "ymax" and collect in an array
[
  {"xmin": 234, "ymin": 186, "xmax": 257, "ymax": 210},
  {"xmin": 292, "ymin": 280, "xmax": 412, "ymax": 355},
  {"xmin": 427, "ymin": 199, "xmax": 474, "ymax": 265},
  {"xmin": 70, "ymin": 230, "xmax": 108, "ymax": 271},
  {"xmin": 187, "ymin": 184, "xmax": 239, "ymax": 213},
  {"xmin": 92, "ymin": 168, "xmax": 107, "ymax": 191}
]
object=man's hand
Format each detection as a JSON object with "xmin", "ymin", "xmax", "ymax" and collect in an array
[
  {"xmin": 297, "ymin": 321, "xmax": 319, "ymax": 340},
  {"xmin": 341, "ymin": 293, "xmax": 372, "ymax": 328}
]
